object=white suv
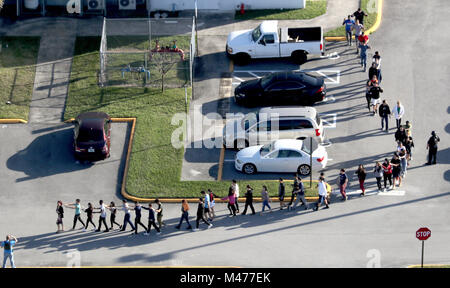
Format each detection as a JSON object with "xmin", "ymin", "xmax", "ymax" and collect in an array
[{"xmin": 223, "ymin": 106, "xmax": 325, "ymax": 149}]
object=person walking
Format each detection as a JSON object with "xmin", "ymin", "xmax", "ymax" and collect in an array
[
  {"xmin": 353, "ymin": 7, "xmax": 368, "ymax": 25},
  {"xmin": 193, "ymin": 198, "xmax": 213, "ymax": 232},
  {"xmin": 378, "ymin": 100, "xmax": 391, "ymax": 132},
  {"xmin": 338, "ymin": 169, "xmax": 348, "ymax": 201},
  {"xmin": 374, "ymin": 161, "xmax": 384, "ymax": 192},
  {"xmin": 405, "ymin": 135, "xmax": 415, "ymax": 161},
  {"xmin": 372, "ymin": 51, "xmax": 382, "ymax": 82},
  {"xmin": 132, "ymin": 202, "xmax": 147, "ymax": 235},
  {"xmin": 381, "ymin": 159, "xmax": 393, "ymax": 191},
  {"xmin": 391, "ymin": 153, "xmax": 402, "ymax": 189},
  {"xmin": 342, "ymin": 15, "xmax": 355, "ymax": 46},
  {"xmin": 313, "ymin": 177, "xmax": 329, "ymax": 211},
  {"xmin": 64, "ymin": 199, "xmax": 86, "ymax": 231},
  {"xmin": 1, "ymin": 235, "xmax": 18, "ymax": 268},
  {"xmin": 207, "ymin": 189, "xmax": 218, "ymax": 220},
  {"xmin": 426, "ymin": 131, "xmax": 440, "ymax": 165},
  {"xmin": 56, "ymin": 200, "xmax": 64, "ymax": 233},
  {"xmin": 95, "ymin": 200, "xmax": 109, "ymax": 233},
  {"xmin": 366, "ymin": 75, "xmax": 378, "ymax": 111},
  {"xmin": 175, "ymin": 200, "xmax": 192, "ymax": 230},
  {"xmin": 352, "ymin": 20, "xmax": 364, "ymax": 54},
  {"xmin": 287, "ymin": 174, "xmax": 300, "ymax": 208},
  {"xmin": 242, "ymin": 185, "xmax": 256, "ymax": 215},
  {"xmin": 291, "ymin": 178, "xmax": 309, "ymax": 210},
  {"xmin": 222, "ymin": 187, "xmax": 237, "ymax": 217},
  {"xmin": 355, "ymin": 164, "xmax": 367, "ymax": 196},
  {"xmin": 201, "ymin": 191, "xmax": 211, "ymax": 221},
  {"xmin": 359, "ymin": 42, "xmax": 369, "ymax": 71},
  {"xmin": 120, "ymin": 199, "xmax": 136, "ymax": 232},
  {"xmin": 231, "ymin": 180, "xmax": 240, "ymax": 213},
  {"xmin": 368, "ymin": 62, "xmax": 378, "ymax": 81},
  {"xmin": 357, "ymin": 31, "xmax": 369, "ymax": 46},
  {"xmin": 402, "ymin": 120, "xmax": 412, "ymax": 137},
  {"xmin": 369, "ymin": 81, "xmax": 383, "ymax": 115},
  {"xmin": 260, "ymin": 185, "xmax": 272, "ymax": 215},
  {"xmin": 397, "ymin": 141, "xmax": 408, "ymax": 177},
  {"xmin": 84, "ymin": 203, "xmax": 97, "ymax": 231},
  {"xmin": 108, "ymin": 201, "xmax": 122, "ymax": 231},
  {"xmin": 154, "ymin": 199, "xmax": 166, "ymax": 229},
  {"xmin": 392, "ymin": 101, "xmax": 405, "ymax": 129},
  {"xmin": 143, "ymin": 203, "xmax": 161, "ymax": 236},
  {"xmin": 278, "ymin": 178, "xmax": 286, "ymax": 210},
  {"xmin": 395, "ymin": 126, "xmax": 408, "ymax": 145}
]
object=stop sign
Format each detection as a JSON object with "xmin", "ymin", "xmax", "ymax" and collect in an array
[{"xmin": 416, "ymin": 227, "xmax": 431, "ymax": 241}]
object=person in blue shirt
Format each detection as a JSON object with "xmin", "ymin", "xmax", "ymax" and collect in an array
[
  {"xmin": 342, "ymin": 15, "xmax": 355, "ymax": 46},
  {"xmin": 1, "ymin": 235, "xmax": 18, "ymax": 268}
]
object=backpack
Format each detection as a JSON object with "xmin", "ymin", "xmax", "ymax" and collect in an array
[
  {"xmin": 4, "ymin": 241, "xmax": 11, "ymax": 251},
  {"xmin": 209, "ymin": 192, "xmax": 214, "ymax": 202}
]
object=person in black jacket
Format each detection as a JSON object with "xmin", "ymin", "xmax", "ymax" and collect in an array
[
  {"xmin": 378, "ymin": 100, "xmax": 391, "ymax": 131},
  {"xmin": 242, "ymin": 185, "xmax": 255, "ymax": 215},
  {"xmin": 395, "ymin": 126, "xmax": 407, "ymax": 145},
  {"xmin": 193, "ymin": 198, "xmax": 212, "ymax": 231},
  {"xmin": 404, "ymin": 136, "xmax": 415, "ymax": 161},
  {"xmin": 426, "ymin": 131, "xmax": 440, "ymax": 165},
  {"xmin": 368, "ymin": 62, "xmax": 378, "ymax": 81},
  {"xmin": 369, "ymin": 83, "xmax": 383, "ymax": 115}
]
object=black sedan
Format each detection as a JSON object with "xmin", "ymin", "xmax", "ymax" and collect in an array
[
  {"xmin": 73, "ymin": 112, "xmax": 111, "ymax": 161},
  {"xmin": 234, "ymin": 71, "xmax": 326, "ymax": 107}
]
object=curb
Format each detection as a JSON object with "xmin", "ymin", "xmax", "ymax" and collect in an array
[
  {"xmin": 0, "ymin": 119, "xmax": 28, "ymax": 124},
  {"xmin": 407, "ymin": 264, "xmax": 450, "ymax": 268},
  {"xmin": 324, "ymin": 0, "xmax": 383, "ymax": 42}
]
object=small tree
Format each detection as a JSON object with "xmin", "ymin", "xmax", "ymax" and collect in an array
[{"xmin": 150, "ymin": 51, "xmax": 181, "ymax": 92}]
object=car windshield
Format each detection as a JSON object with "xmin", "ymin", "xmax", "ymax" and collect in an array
[
  {"xmin": 260, "ymin": 74, "xmax": 274, "ymax": 89},
  {"xmin": 252, "ymin": 25, "xmax": 262, "ymax": 42},
  {"xmin": 260, "ymin": 143, "xmax": 274, "ymax": 157},
  {"xmin": 301, "ymin": 138, "xmax": 319, "ymax": 155},
  {"xmin": 78, "ymin": 126, "xmax": 104, "ymax": 142},
  {"xmin": 241, "ymin": 113, "xmax": 258, "ymax": 131}
]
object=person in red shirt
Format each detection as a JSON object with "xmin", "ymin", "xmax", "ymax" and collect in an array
[
  {"xmin": 382, "ymin": 158, "xmax": 393, "ymax": 191},
  {"xmin": 358, "ymin": 31, "xmax": 369, "ymax": 46}
]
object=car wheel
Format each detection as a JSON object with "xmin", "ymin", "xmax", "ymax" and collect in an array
[
  {"xmin": 242, "ymin": 163, "xmax": 257, "ymax": 175},
  {"xmin": 297, "ymin": 164, "xmax": 311, "ymax": 176},
  {"xmin": 292, "ymin": 51, "xmax": 307, "ymax": 65},
  {"xmin": 234, "ymin": 53, "xmax": 250, "ymax": 66},
  {"xmin": 234, "ymin": 139, "xmax": 249, "ymax": 150}
]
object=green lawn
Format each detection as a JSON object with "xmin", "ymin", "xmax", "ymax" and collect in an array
[
  {"xmin": 0, "ymin": 37, "xmax": 40, "ymax": 120},
  {"xmin": 66, "ymin": 37, "xmax": 322, "ymax": 199},
  {"xmin": 235, "ymin": 0, "xmax": 327, "ymax": 20},
  {"xmin": 325, "ymin": 0, "xmax": 378, "ymax": 37}
]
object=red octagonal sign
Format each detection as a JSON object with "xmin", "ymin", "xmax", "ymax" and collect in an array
[{"xmin": 416, "ymin": 227, "xmax": 431, "ymax": 241}]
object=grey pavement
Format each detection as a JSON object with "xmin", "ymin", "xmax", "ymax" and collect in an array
[{"xmin": 28, "ymin": 18, "xmax": 77, "ymax": 123}]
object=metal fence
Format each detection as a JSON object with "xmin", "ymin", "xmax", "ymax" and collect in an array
[{"xmin": 99, "ymin": 17, "xmax": 196, "ymax": 89}]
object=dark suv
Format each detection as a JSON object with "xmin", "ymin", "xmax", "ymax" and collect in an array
[{"xmin": 73, "ymin": 112, "xmax": 111, "ymax": 161}]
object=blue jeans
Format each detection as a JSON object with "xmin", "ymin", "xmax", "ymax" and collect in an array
[
  {"xmin": 360, "ymin": 53, "xmax": 367, "ymax": 69},
  {"xmin": 262, "ymin": 200, "xmax": 271, "ymax": 212},
  {"xmin": 122, "ymin": 213, "xmax": 135, "ymax": 231},
  {"xmin": 346, "ymin": 30, "xmax": 352, "ymax": 45},
  {"xmin": 401, "ymin": 158, "xmax": 407, "ymax": 174},
  {"xmin": 3, "ymin": 253, "xmax": 15, "ymax": 268},
  {"xmin": 177, "ymin": 212, "xmax": 192, "ymax": 228},
  {"xmin": 381, "ymin": 115, "xmax": 389, "ymax": 131}
]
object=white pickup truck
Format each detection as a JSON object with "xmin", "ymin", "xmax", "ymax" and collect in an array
[{"xmin": 226, "ymin": 20, "xmax": 324, "ymax": 65}]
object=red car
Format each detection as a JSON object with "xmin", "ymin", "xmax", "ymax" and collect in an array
[{"xmin": 73, "ymin": 112, "xmax": 111, "ymax": 161}]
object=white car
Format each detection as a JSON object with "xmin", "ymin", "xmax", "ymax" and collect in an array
[{"xmin": 234, "ymin": 139, "xmax": 328, "ymax": 176}]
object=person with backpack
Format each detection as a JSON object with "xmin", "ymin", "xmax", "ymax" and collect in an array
[
  {"xmin": 193, "ymin": 198, "xmax": 213, "ymax": 232},
  {"xmin": 382, "ymin": 159, "xmax": 393, "ymax": 191},
  {"xmin": 154, "ymin": 199, "xmax": 166, "ymax": 229},
  {"xmin": 56, "ymin": 200, "xmax": 64, "ymax": 233},
  {"xmin": 278, "ymin": 178, "xmax": 286, "ymax": 210},
  {"xmin": 242, "ymin": 185, "xmax": 256, "ymax": 215},
  {"xmin": 64, "ymin": 199, "xmax": 86, "ymax": 231},
  {"xmin": 426, "ymin": 131, "xmax": 440, "ymax": 165},
  {"xmin": 142, "ymin": 203, "xmax": 161, "ymax": 236},
  {"xmin": 1, "ymin": 235, "xmax": 18, "ymax": 268},
  {"xmin": 84, "ymin": 203, "xmax": 97, "ymax": 231},
  {"xmin": 374, "ymin": 161, "xmax": 384, "ymax": 192},
  {"xmin": 378, "ymin": 100, "xmax": 391, "ymax": 132},
  {"xmin": 290, "ymin": 178, "xmax": 309, "ymax": 210},
  {"xmin": 175, "ymin": 200, "xmax": 192, "ymax": 230},
  {"xmin": 355, "ymin": 164, "xmax": 367, "ymax": 196}
]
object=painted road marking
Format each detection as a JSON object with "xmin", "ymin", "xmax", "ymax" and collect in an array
[
  {"xmin": 332, "ymin": 189, "xmax": 405, "ymax": 196},
  {"xmin": 321, "ymin": 113, "xmax": 337, "ymax": 129}
]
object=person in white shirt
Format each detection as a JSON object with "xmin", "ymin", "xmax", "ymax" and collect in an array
[
  {"xmin": 392, "ymin": 100, "xmax": 405, "ymax": 129},
  {"xmin": 120, "ymin": 199, "xmax": 136, "ymax": 232},
  {"xmin": 232, "ymin": 180, "xmax": 240, "ymax": 213},
  {"xmin": 96, "ymin": 200, "xmax": 109, "ymax": 232},
  {"xmin": 314, "ymin": 177, "xmax": 329, "ymax": 211}
]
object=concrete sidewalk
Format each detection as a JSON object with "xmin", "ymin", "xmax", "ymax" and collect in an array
[{"xmin": 28, "ymin": 18, "xmax": 78, "ymax": 123}]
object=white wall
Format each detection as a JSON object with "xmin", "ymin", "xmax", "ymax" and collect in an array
[{"xmin": 150, "ymin": 0, "xmax": 306, "ymax": 11}]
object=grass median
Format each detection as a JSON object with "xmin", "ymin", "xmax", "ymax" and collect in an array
[
  {"xmin": 66, "ymin": 37, "xmax": 322, "ymax": 199},
  {"xmin": 325, "ymin": 0, "xmax": 378, "ymax": 37},
  {"xmin": 235, "ymin": 0, "xmax": 327, "ymax": 21},
  {"xmin": 0, "ymin": 36, "xmax": 40, "ymax": 120}
]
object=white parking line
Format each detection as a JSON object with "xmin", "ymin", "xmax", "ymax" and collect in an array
[
  {"xmin": 232, "ymin": 69, "xmax": 340, "ymax": 85},
  {"xmin": 224, "ymin": 159, "xmax": 235, "ymax": 162},
  {"xmin": 321, "ymin": 113, "xmax": 337, "ymax": 129}
]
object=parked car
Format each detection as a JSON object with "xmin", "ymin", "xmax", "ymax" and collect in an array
[
  {"xmin": 73, "ymin": 112, "xmax": 111, "ymax": 161},
  {"xmin": 234, "ymin": 71, "xmax": 326, "ymax": 107},
  {"xmin": 223, "ymin": 106, "xmax": 325, "ymax": 149},
  {"xmin": 235, "ymin": 138, "xmax": 328, "ymax": 176},
  {"xmin": 226, "ymin": 20, "xmax": 324, "ymax": 65}
]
